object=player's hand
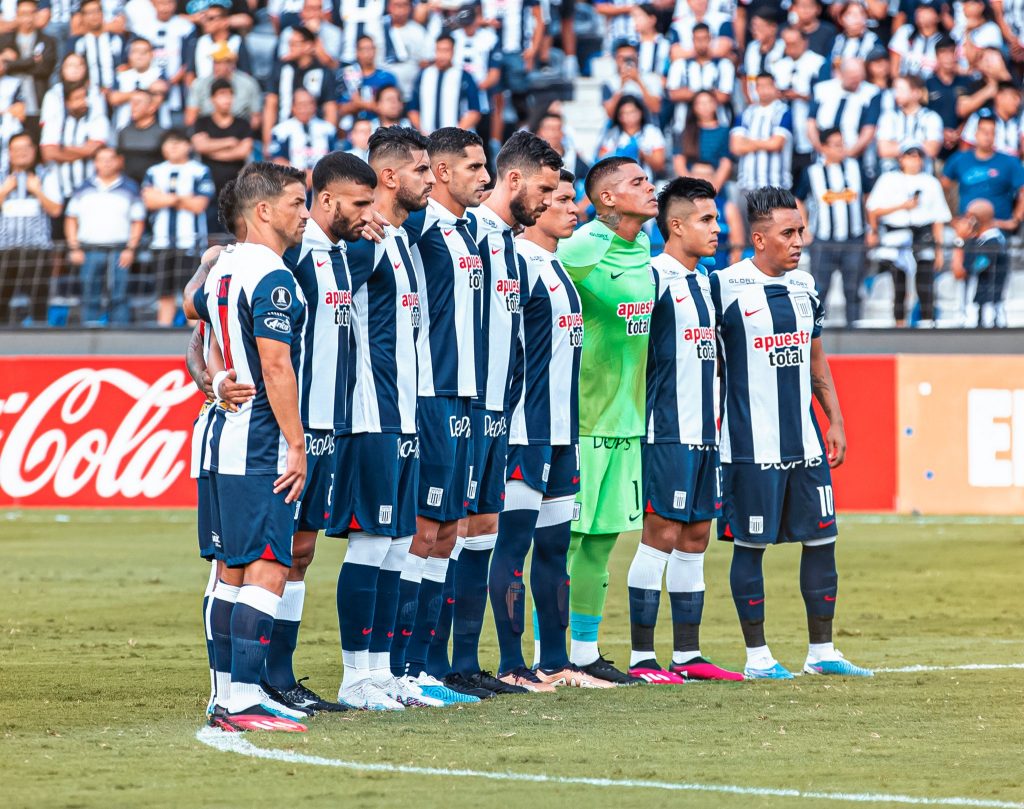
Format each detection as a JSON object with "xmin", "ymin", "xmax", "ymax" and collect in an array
[
  {"xmin": 901, "ymin": 196, "xmax": 919, "ymax": 210},
  {"xmin": 933, "ymin": 248, "xmax": 944, "ymax": 272},
  {"xmin": 68, "ymin": 248, "xmax": 85, "ymax": 266},
  {"xmin": 865, "ymin": 230, "xmax": 878, "ymax": 247},
  {"xmin": 360, "ymin": 210, "xmax": 388, "ymax": 243},
  {"xmin": 217, "ymin": 369, "xmax": 256, "ymax": 410},
  {"xmin": 201, "ymin": 369, "xmax": 215, "ymax": 399},
  {"xmin": 274, "ymin": 444, "xmax": 307, "ymax": 504},
  {"xmin": 951, "ymin": 259, "xmax": 966, "ymax": 280},
  {"xmin": 826, "ymin": 422, "xmax": 847, "ymax": 468}
]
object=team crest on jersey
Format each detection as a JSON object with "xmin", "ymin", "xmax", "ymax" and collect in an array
[
  {"xmin": 401, "ymin": 292, "xmax": 421, "ymax": 329},
  {"xmin": 324, "ymin": 289, "xmax": 352, "ymax": 327},
  {"xmin": 496, "ymin": 278, "xmax": 520, "ymax": 313},
  {"xmin": 752, "ymin": 330, "xmax": 810, "ymax": 367},
  {"xmin": 557, "ymin": 312, "xmax": 584, "ymax": 347},
  {"xmin": 271, "ymin": 286, "xmax": 293, "ymax": 309},
  {"xmin": 616, "ymin": 300, "xmax": 654, "ymax": 336},
  {"xmin": 794, "ymin": 293, "xmax": 813, "ymax": 319}
]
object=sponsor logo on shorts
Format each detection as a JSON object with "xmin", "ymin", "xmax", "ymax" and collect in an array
[
  {"xmin": 305, "ymin": 432, "xmax": 335, "ymax": 457},
  {"xmin": 482, "ymin": 413, "xmax": 507, "ymax": 438},
  {"xmin": 541, "ymin": 462, "xmax": 550, "ymax": 483},
  {"xmin": 427, "ymin": 487, "xmax": 444, "ymax": 508},
  {"xmin": 759, "ymin": 456, "xmax": 822, "ymax": 471},
  {"xmin": 616, "ymin": 300, "xmax": 653, "ymax": 336},
  {"xmin": 673, "ymin": 490, "xmax": 687, "ymax": 510},
  {"xmin": 211, "ymin": 531, "xmax": 222, "ymax": 549},
  {"xmin": 572, "ymin": 502, "xmax": 581, "ymax": 522},
  {"xmin": 263, "ymin": 316, "xmax": 291, "ymax": 334},
  {"xmin": 593, "ymin": 436, "xmax": 633, "ymax": 450},
  {"xmin": 467, "ymin": 479, "xmax": 478, "ymax": 500},
  {"xmin": 379, "ymin": 505, "xmax": 393, "ymax": 525},
  {"xmin": 449, "ymin": 415, "xmax": 471, "ymax": 438},
  {"xmin": 749, "ymin": 516, "xmax": 764, "ymax": 535},
  {"xmin": 397, "ymin": 436, "xmax": 420, "ymax": 459}
]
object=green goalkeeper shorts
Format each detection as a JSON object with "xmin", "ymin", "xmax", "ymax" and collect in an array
[{"xmin": 573, "ymin": 435, "xmax": 643, "ymax": 535}]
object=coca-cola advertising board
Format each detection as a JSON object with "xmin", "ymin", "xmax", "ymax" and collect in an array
[{"xmin": 0, "ymin": 357, "xmax": 204, "ymax": 507}]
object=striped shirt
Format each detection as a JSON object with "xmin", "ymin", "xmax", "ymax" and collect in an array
[
  {"xmin": 0, "ymin": 167, "xmax": 60, "ymax": 249},
  {"xmin": 889, "ymin": 25, "xmax": 942, "ymax": 77},
  {"xmin": 0, "ymin": 112, "xmax": 21, "ymax": 179},
  {"xmin": 468, "ymin": 203, "xmax": 523, "ymax": 412},
  {"xmin": 770, "ymin": 50, "xmax": 826, "ymax": 154},
  {"xmin": 732, "ymin": 100, "xmax": 793, "ymax": 191},
  {"xmin": 876, "ymin": 106, "xmax": 944, "ymax": 171},
  {"xmin": 741, "ymin": 38, "xmax": 785, "ymax": 101},
  {"xmin": 409, "ymin": 66, "xmax": 481, "ymax": 134},
  {"xmin": 998, "ymin": 0, "xmax": 1024, "ymax": 38},
  {"xmin": 801, "ymin": 158, "xmax": 864, "ymax": 241},
  {"xmin": 186, "ymin": 33, "xmax": 248, "ymax": 81},
  {"xmin": 112, "ymin": 67, "xmax": 172, "ymax": 130},
  {"xmin": 130, "ymin": 13, "xmax": 194, "ymax": 111},
  {"xmin": 346, "ymin": 224, "xmax": 420, "ymax": 435},
  {"xmin": 142, "ymin": 159, "xmax": 215, "ymax": 250},
  {"xmin": 710, "ymin": 259, "xmax": 825, "ymax": 464},
  {"xmin": 406, "ymin": 198, "xmax": 481, "ymax": 399},
  {"xmin": 962, "ymin": 111, "xmax": 1022, "ymax": 158},
  {"xmin": 194, "ymin": 243, "xmax": 308, "ymax": 476},
  {"xmin": 637, "ymin": 35, "xmax": 672, "ymax": 76},
  {"xmin": 451, "ymin": 27, "xmax": 501, "ymax": 114},
  {"xmin": 665, "ymin": 57, "xmax": 735, "ymax": 132},
  {"xmin": 829, "ymin": 31, "xmax": 880, "ymax": 67},
  {"xmin": 510, "ymin": 237, "xmax": 582, "ymax": 446},
  {"xmin": 269, "ymin": 117, "xmax": 338, "ymax": 170},
  {"xmin": 338, "ymin": 0, "xmax": 386, "ymax": 64},
  {"xmin": 644, "ymin": 252, "xmax": 718, "ymax": 447},
  {"xmin": 71, "ymin": 32, "xmax": 126, "ymax": 91},
  {"xmin": 284, "ymin": 217, "xmax": 355, "ymax": 433},
  {"xmin": 39, "ymin": 106, "xmax": 112, "ymax": 201},
  {"xmin": 670, "ymin": 10, "xmax": 734, "ymax": 49},
  {"xmin": 269, "ymin": 60, "xmax": 337, "ymax": 124},
  {"xmin": 809, "ymin": 78, "xmax": 881, "ymax": 150},
  {"xmin": 482, "ymin": 0, "xmax": 539, "ymax": 52}
]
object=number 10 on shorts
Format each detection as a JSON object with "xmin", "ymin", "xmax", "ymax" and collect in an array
[{"xmin": 816, "ymin": 485, "xmax": 834, "ymax": 517}]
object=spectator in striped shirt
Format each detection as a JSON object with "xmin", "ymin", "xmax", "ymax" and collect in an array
[
  {"xmin": 876, "ymin": 74, "xmax": 943, "ymax": 172},
  {"xmin": 961, "ymin": 81, "xmax": 1022, "ymax": 157},
  {"xmin": 993, "ymin": 0, "xmax": 1024, "ymax": 67},
  {"xmin": 264, "ymin": 25, "xmax": 338, "ymax": 147},
  {"xmin": 39, "ymin": 79, "xmax": 109, "ymax": 206},
  {"xmin": 730, "ymin": 72, "xmax": 793, "ymax": 193},
  {"xmin": 70, "ymin": 0, "xmax": 125, "ymax": 93}
]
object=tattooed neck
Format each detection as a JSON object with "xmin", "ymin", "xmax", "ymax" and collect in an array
[{"xmin": 598, "ymin": 213, "xmax": 622, "ymax": 230}]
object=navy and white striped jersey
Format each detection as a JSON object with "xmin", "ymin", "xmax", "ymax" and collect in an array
[
  {"xmin": 645, "ymin": 253, "xmax": 718, "ymax": 447},
  {"xmin": 809, "ymin": 79, "xmax": 881, "ymax": 150},
  {"xmin": 131, "ymin": 13, "xmax": 194, "ymax": 110},
  {"xmin": 142, "ymin": 159, "xmax": 215, "ymax": 249},
  {"xmin": 481, "ymin": 0, "xmax": 539, "ymax": 52},
  {"xmin": 39, "ymin": 108, "xmax": 111, "ymax": 202},
  {"xmin": 451, "ymin": 27, "xmax": 501, "ymax": 115},
  {"xmin": 510, "ymin": 237, "xmax": 582, "ymax": 447},
  {"xmin": 829, "ymin": 31, "xmax": 880, "ymax": 67},
  {"xmin": 193, "ymin": 242, "xmax": 308, "ymax": 476},
  {"xmin": 732, "ymin": 100, "xmax": 793, "ymax": 191},
  {"xmin": 268, "ymin": 117, "xmax": 339, "ymax": 170},
  {"xmin": 346, "ymin": 224, "xmax": 420, "ymax": 435},
  {"xmin": 962, "ymin": 111, "xmax": 1022, "ymax": 158},
  {"xmin": 188, "ymin": 320, "xmax": 214, "ymax": 480},
  {"xmin": 670, "ymin": 10, "xmax": 734, "ymax": 50},
  {"xmin": 741, "ymin": 38, "xmax": 785, "ymax": 101},
  {"xmin": 408, "ymin": 66, "xmax": 481, "ymax": 133},
  {"xmin": 113, "ymin": 67, "xmax": 173, "ymax": 130},
  {"xmin": 799, "ymin": 158, "xmax": 864, "ymax": 241},
  {"xmin": 998, "ymin": 0, "xmax": 1024, "ymax": 38},
  {"xmin": 889, "ymin": 26, "xmax": 942, "ymax": 77},
  {"xmin": 71, "ymin": 32, "xmax": 125, "ymax": 91},
  {"xmin": 406, "ymin": 198, "xmax": 481, "ymax": 399},
  {"xmin": 710, "ymin": 259, "xmax": 825, "ymax": 465},
  {"xmin": 185, "ymin": 33, "xmax": 249, "ymax": 81},
  {"xmin": 468, "ymin": 203, "xmax": 523, "ymax": 412},
  {"xmin": 636, "ymin": 35, "xmax": 672, "ymax": 76},
  {"xmin": 876, "ymin": 106, "xmax": 944, "ymax": 172},
  {"xmin": 269, "ymin": 60, "xmax": 337, "ymax": 124},
  {"xmin": 665, "ymin": 57, "xmax": 735, "ymax": 132},
  {"xmin": 338, "ymin": 0, "xmax": 386, "ymax": 64},
  {"xmin": 283, "ymin": 217, "xmax": 355, "ymax": 434},
  {"xmin": 770, "ymin": 50, "xmax": 826, "ymax": 154}
]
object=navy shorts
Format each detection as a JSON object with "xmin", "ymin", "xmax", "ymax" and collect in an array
[
  {"xmin": 507, "ymin": 443, "xmax": 580, "ymax": 498},
  {"xmin": 643, "ymin": 443, "xmax": 721, "ymax": 523},
  {"xmin": 417, "ymin": 396, "xmax": 473, "ymax": 522},
  {"xmin": 208, "ymin": 471, "xmax": 297, "ymax": 567},
  {"xmin": 718, "ymin": 458, "xmax": 838, "ymax": 545},
  {"xmin": 297, "ymin": 429, "xmax": 337, "ymax": 532},
  {"xmin": 196, "ymin": 475, "xmax": 217, "ymax": 560},
  {"xmin": 326, "ymin": 432, "xmax": 419, "ymax": 538},
  {"xmin": 467, "ymin": 406, "xmax": 509, "ymax": 514}
]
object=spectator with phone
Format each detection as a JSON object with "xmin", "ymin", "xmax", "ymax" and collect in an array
[{"xmin": 601, "ymin": 38, "xmax": 664, "ymax": 120}]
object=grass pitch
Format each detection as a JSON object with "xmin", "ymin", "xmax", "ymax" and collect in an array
[{"xmin": 3, "ymin": 511, "xmax": 1023, "ymax": 809}]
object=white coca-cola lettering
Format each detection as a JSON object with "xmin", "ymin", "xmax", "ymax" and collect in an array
[{"xmin": 0, "ymin": 368, "xmax": 196, "ymax": 500}]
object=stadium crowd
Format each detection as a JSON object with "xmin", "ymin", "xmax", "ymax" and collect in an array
[{"xmin": 0, "ymin": 0, "xmax": 1022, "ymax": 327}]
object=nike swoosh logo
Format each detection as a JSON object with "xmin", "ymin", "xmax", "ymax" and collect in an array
[
  {"xmin": 446, "ymin": 597, "xmax": 455, "ymax": 604},
  {"xmin": 818, "ymin": 519, "xmax": 836, "ymax": 529},
  {"xmin": 361, "ymin": 628, "xmax": 372, "ymax": 635},
  {"xmin": 571, "ymin": 476, "xmax": 580, "ymax": 484},
  {"xmin": 629, "ymin": 512, "xmax": 641, "ymax": 521},
  {"xmin": 387, "ymin": 631, "xmax": 394, "ymax": 638},
  {"xmin": 316, "ymin": 259, "xmax": 329, "ymax": 268},
  {"xmin": 824, "ymin": 595, "xmax": 837, "ymax": 602},
  {"xmin": 549, "ymin": 284, "xmax": 561, "ymax": 292},
  {"xmin": 675, "ymin": 295, "xmax": 689, "ymax": 303},
  {"xmin": 610, "ymin": 271, "xmax": 625, "ymax": 280},
  {"xmin": 393, "ymin": 261, "xmax": 402, "ymax": 270},
  {"xmin": 513, "ymin": 569, "xmax": 523, "ymax": 578},
  {"xmin": 744, "ymin": 308, "xmax": 764, "ymax": 317},
  {"xmin": 442, "ymin": 229, "xmax": 453, "ymax": 237},
  {"xmin": 259, "ymin": 635, "xmax": 271, "ymax": 645},
  {"xmin": 491, "ymin": 247, "xmax": 502, "ymax": 255},
  {"xmin": 401, "ymin": 629, "xmax": 413, "ymax": 636},
  {"xmin": 748, "ymin": 598, "xmax": 765, "ymax": 606},
  {"xmin": 714, "ymin": 501, "xmax": 723, "ymax": 509}
]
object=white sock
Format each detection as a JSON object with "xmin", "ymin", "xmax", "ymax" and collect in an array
[
  {"xmin": 369, "ymin": 651, "xmax": 392, "ymax": 684},
  {"xmin": 230, "ymin": 681, "xmax": 264, "ymax": 709},
  {"xmin": 807, "ymin": 642, "xmax": 838, "ymax": 663},
  {"xmin": 533, "ymin": 640, "xmax": 541, "ymax": 669},
  {"xmin": 227, "ymin": 585, "xmax": 281, "ymax": 712},
  {"xmin": 423, "ymin": 555, "xmax": 449, "ymax": 583},
  {"xmin": 279, "ymin": 580, "xmax": 306, "ymax": 622},
  {"xmin": 745, "ymin": 645, "xmax": 776, "ymax": 670},
  {"xmin": 627, "ymin": 544, "xmax": 669, "ymax": 666},
  {"xmin": 570, "ymin": 639, "xmax": 599, "ymax": 667},
  {"xmin": 667, "ymin": 550, "xmax": 706, "ymax": 665},
  {"xmin": 400, "ymin": 551, "xmax": 426, "ymax": 584},
  {"xmin": 341, "ymin": 649, "xmax": 371, "ymax": 690}
]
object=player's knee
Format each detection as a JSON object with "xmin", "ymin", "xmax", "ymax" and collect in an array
[
  {"xmin": 244, "ymin": 558, "xmax": 290, "ymax": 595},
  {"xmin": 677, "ymin": 520, "xmax": 712, "ymax": 554},
  {"xmin": 468, "ymin": 512, "xmax": 499, "ymax": 536},
  {"xmin": 641, "ymin": 514, "xmax": 678, "ymax": 554}
]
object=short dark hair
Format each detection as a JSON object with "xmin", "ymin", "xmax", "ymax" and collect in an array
[
  {"xmin": 368, "ymin": 125, "xmax": 429, "ymax": 167},
  {"xmin": 161, "ymin": 128, "xmax": 190, "ymax": 147},
  {"xmin": 78, "ymin": 0, "xmax": 100, "ymax": 8},
  {"xmin": 217, "ymin": 177, "xmax": 242, "ymax": 236},
  {"xmin": 63, "ymin": 79, "xmax": 89, "ymax": 99},
  {"xmin": 746, "ymin": 186, "xmax": 798, "ymax": 228},
  {"xmin": 559, "ymin": 168, "xmax": 575, "ymax": 185},
  {"xmin": 129, "ymin": 37, "xmax": 152, "ymax": 48},
  {"xmin": 997, "ymin": 80, "xmax": 1021, "ymax": 94},
  {"xmin": 233, "ymin": 162, "xmax": 306, "ymax": 216},
  {"xmin": 375, "ymin": 83, "xmax": 401, "ymax": 101},
  {"xmin": 819, "ymin": 126, "xmax": 842, "ymax": 144},
  {"xmin": 427, "ymin": 127, "xmax": 483, "ymax": 159},
  {"xmin": 755, "ymin": 71, "xmax": 776, "ymax": 83},
  {"xmin": 656, "ymin": 176, "xmax": 716, "ymax": 239},
  {"xmin": 292, "ymin": 25, "xmax": 316, "ymax": 42},
  {"xmin": 495, "ymin": 130, "xmax": 562, "ymax": 179},
  {"xmin": 935, "ymin": 34, "xmax": 956, "ymax": 52},
  {"xmin": 752, "ymin": 8, "xmax": 779, "ymax": 23},
  {"xmin": 584, "ymin": 156, "xmax": 638, "ymax": 203},
  {"xmin": 435, "ymin": 33, "xmax": 454, "ymax": 48},
  {"xmin": 692, "ymin": 22, "xmax": 710, "ymax": 35},
  {"xmin": 356, "ymin": 33, "xmax": 375, "ymax": 47},
  {"xmin": 312, "ymin": 150, "xmax": 378, "ymax": 194},
  {"xmin": 211, "ymin": 77, "xmax": 233, "ymax": 95},
  {"xmin": 636, "ymin": 2, "xmax": 657, "ymax": 16}
]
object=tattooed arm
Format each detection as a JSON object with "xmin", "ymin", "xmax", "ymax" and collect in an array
[
  {"xmin": 810, "ymin": 337, "xmax": 847, "ymax": 468},
  {"xmin": 185, "ymin": 324, "xmax": 214, "ymax": 398}
]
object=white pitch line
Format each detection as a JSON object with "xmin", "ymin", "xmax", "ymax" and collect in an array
[
  {"xmin": 876, "ymin": 663, "xmax": 1024, "ymax": 674},
  {"xmin": 196, "ymin": 727, "xmax": 1024, "ymax": 809}
]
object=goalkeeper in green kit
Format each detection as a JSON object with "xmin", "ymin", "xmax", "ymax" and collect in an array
[{"xmin": 555, "ymin": 157, "xmax": 658, "ymax": 684}]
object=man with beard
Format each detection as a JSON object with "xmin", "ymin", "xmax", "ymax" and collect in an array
[
  {"xmin": 324, "ymin": 128, "xmax": 464, "ymax": 709},
  {"xmin": 555, "ymin": 156, "xmax": 659, "ymax": 685},
  {"xmin": 256, "ymin": 152, "xmax": 380, "ymax": 716}
]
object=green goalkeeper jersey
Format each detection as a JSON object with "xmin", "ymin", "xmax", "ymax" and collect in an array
[{"xmin": 557, "ymin": 219, "xmax": 654, "ymax": 437}]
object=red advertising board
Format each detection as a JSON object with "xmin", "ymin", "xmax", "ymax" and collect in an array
[
  {"xmin": 812, "ymin": 355, "xmax": 898, "ymax": 512},
  {"xmin": 0, "ymin": 356, "xmax": 205, "ymax": 507}
]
